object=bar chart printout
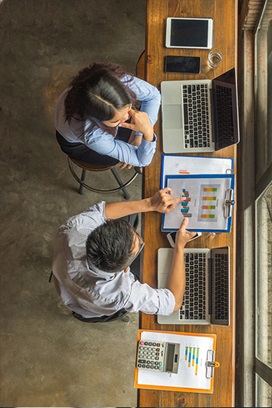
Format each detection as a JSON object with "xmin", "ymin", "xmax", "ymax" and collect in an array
[
  {"xmin": 135, "ymin": 331, "xmax": 216, "ymax": 392},
  {"xmin": 185, "ymin": 346, "xmax": 200, "ymax": 375},
  {"xmin": 198, "ymin": 184, "xmax": 220, "ymax": 222},
  {"xmin": 162, "ymin": 174, "xmax": 234, "ymax": 232}
]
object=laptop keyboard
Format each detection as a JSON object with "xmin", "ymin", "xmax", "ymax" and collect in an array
[
  {"xmin": 180, "ymin": 252, "xmax": 207, "ymax": 321},
  {"xmin": 214, "ymin": 85, "xmax": 235, "ymax": 149},
  {"xmin": 182, "ymin": 84, "xmax": 211, "ymax": 149},
  {"xmin": 213, "ymin": 253, "xmax": 229, "ymax": 321}
]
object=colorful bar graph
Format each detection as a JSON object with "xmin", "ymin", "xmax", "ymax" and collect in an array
[
  {"xmin": 199, "ymin": 184, "xmax": 219, "ymax": 222},
  {"xmin": 204, "ymin": 187, "xmax": 217, "ymax": 192},
  {"xmin": 184, "ymin": 346, "xmax": 200, "ymax": 375},
  {"xmin": 180, "ymin": 188, "xmax": 192, "ymax": 218},
  {"xmin": 195, "ymin": 348, "xmax": 199, "ymax": 375},
  {"xmin": 202, "ymin": 196, "xmax": 216, "ymax": 200},
  {"xmin": 180, "ymin": 207, "xmax": 189, "ymax": 213},
  {"xmin": 188, "ymin": 347, "xmax": 192, "ymax": 367},
  {"xmin": 202, "ymin": 205, "xmax": 216, "ymax": 210},
  {"xmin": 192, "ymin": 348, "xmax": 195, "ymax": 367}
]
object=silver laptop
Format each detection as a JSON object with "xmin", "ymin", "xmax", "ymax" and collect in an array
[
  {"xmin": 157, "ymin": 247, "xmax": 230, "ymax": 325},
  {"xmin": 161, "ymin": 68, "xmax": 240, "ymax": 153}
]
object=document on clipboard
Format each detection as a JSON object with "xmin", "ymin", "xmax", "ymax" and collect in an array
[
  {"xmin": 134, "ymin": 330, "xmax": 219, "ymax": 393},
  {"xmin": 160, "ymin": 154, "xmax": 234, "ymax": 187},
  {"xmin": 162, "ymin": 173, "xmax": 235, "ymax": 232},
  {"xmin": 160, "ymin": 154, "xmax": 234, "ymax": 233}
]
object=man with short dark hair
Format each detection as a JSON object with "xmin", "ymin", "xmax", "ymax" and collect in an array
[{"xmin": 52, "ymin": 188, "xmax": 195, "ymax": 322}]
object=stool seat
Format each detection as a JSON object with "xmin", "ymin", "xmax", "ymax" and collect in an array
[
  {"xmin": 68, "ymin": 157, "xmax": 140, "ymax": 200},
  {"xmin": 70, "ymin": 159, "xmax": 117, "ymax": 172}
]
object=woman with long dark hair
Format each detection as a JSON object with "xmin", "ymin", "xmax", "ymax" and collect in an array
[{"xmin": 55, "ymin": 62, "xmax": 160, "ymax": 168}]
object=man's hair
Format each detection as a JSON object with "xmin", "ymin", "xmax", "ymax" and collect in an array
[
  {"xmin": 86, "ymin": 219, "xmax": 136, "ymax": 273},
  {"xmin": 64, "ymin": 62, "xmax": 136, "ymax": 123}
]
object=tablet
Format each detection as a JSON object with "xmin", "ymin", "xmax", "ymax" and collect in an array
[{"xmin": 165, "ymin": 17, "xmax": 213, "ymax": 49}]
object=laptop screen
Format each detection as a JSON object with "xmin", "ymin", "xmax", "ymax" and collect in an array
[{"xmin": 212, "ymin": 68, "xmax": 240, "ymax": 150}]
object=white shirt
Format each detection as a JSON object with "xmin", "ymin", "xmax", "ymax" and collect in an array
[{"xmin": 52, "ymin": 202, "xmax": 175, "ymax": 318}]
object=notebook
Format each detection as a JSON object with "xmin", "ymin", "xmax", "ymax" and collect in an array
[
  {"xmin": 161, "ymin": 68, "xmax": 240, "ymax": 153},
  {"xmin": 157, "ymin": 247, "xmax": 230, "ymax": 325}
]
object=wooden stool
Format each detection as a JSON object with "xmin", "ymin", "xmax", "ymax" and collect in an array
[{"xmin": 68, "ymin": 157, "xmax": 140, "ymax": 200}]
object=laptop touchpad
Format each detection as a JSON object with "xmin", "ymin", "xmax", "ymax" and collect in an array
[{"xmin": 162, "ymin": 105, "xmax": 182, "ymax": 129}]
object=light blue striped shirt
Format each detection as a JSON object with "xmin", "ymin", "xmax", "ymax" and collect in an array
[
  {"xmin": 55, "ymin": 75, "xmax": 161, "ymax": 167},
  {"xmin": 52, "ymin": 202, "xmax": 175, "ymax": 318}
]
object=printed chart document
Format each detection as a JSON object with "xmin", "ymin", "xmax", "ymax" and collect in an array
[
  {"xmin": 134, "ymin": 330, "xmax": 218, "ymax": 393},
  {"xmin": 160, "ymin": 155, "xmax": 235, "ymax": 233},
  {"xmin": 162, "ymin": 174, "xmax": 234, "ymax": 232}
]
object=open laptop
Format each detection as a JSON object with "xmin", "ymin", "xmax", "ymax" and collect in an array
[
  {"xmin": 157, "ymin": 247, "xmax": 230, "ymax": 325},
  {"xmin": 161, "ymin": 68, "xmax": 240, "ymax": 153}
]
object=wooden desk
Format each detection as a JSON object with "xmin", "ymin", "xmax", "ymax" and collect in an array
[{"xmin": 138, "ymin": 0, "xmax": 237, "ymax": 406}]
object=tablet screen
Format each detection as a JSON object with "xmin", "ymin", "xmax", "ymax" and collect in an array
[{"xmin": 168, "ymin": 18, "xmax": 211, "ymax": 48}]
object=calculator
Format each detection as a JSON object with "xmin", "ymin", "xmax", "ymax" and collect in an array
[{"xmin": 136, "ymin": 340, "xmax": 180, "ymax": 373}]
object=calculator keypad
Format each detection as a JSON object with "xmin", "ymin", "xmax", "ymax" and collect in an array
[{"xmin": 137, "ymin": 340, "xmax": 165, "ymax": 371}]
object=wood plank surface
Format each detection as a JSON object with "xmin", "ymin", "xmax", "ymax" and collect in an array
[{"xmin": 138, "ymin": 0, "xmax": 237, "ymax": 406}]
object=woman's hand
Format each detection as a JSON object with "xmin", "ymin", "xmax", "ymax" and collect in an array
[
  {"xmin": 119, "ymin": 109, "xmax": 154, "ymax": 141},
  {"xmin": 119, "ymin": 162, "xmax": 133, "ymax": 169},
  {"xmin": 127, "ymin": 130, "xmax": 143, "ymax": 147}
]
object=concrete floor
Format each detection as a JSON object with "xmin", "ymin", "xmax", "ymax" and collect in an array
[{"xmin": 0, "ymin": 1, "xmax": 146, "ymax": 406}]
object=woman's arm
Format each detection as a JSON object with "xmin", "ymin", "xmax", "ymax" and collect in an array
[
  {"xmin": 124, "ymin": 75, "xmax": 161, "ymax": 127},
  {"xmin": 85, "ymin": 125, "xmax": 156, "ymax": 167}
]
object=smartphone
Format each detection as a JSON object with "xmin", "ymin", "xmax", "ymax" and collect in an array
[
  {"xmin": 167, "ymin": 231, "xmax": 202, "ymax": 248},
  {"xmin": 165, "ymin": 17, "xmax": 213, "ymax": 49},
  {"xmin": 164, "ymin": 55, "xmax": 200, "ymax": 74}
]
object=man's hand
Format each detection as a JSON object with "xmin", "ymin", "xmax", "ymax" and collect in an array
[
  {"xmin": 148, "ymin": 187, "xmax": 183, "ymax": 213},
  {"xmin": 175, "ymin": 217, "xmax": 196, "ymax": 248}
]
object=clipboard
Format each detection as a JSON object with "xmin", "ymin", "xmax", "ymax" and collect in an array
[
  {"xmin": 223, "ymin": 188, "xmax": 235, "ymax": 218},
  {"xmin": 161, "ymin": 174, "xmax": 235, "ymax": 233},
  {"xmin": 160, "ymin": 154, "xmax": 234, "ymax": 189},
  {"xmin": 134, "ymin": 330, "xmax": 219, "ymax": 393}
]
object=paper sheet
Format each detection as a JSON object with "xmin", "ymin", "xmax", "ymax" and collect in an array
[
  {"xmin": 162, "ymin": 174, "xmax": 233, "ymax": 231},
  {"xmin": 160, "ymin": 155, "xmax": 234, "ymax": 187}
]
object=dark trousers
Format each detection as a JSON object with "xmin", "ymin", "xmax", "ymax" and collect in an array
[
  {"xmin": 72, "ymin": 309, "xmax": 128, "ymax": 323},
  {"xmin": 56, "ymin": 127, "xmax": 131, "ymax": 166}
]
